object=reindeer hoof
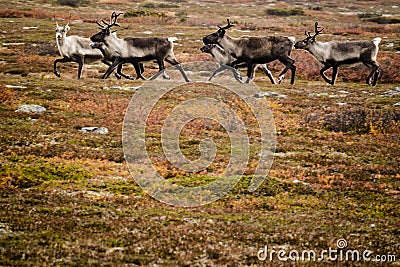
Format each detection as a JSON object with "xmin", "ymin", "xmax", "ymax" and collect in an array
[{"xmin": 54, "ymin": 72, "xmax": 61, "ymax": 78}]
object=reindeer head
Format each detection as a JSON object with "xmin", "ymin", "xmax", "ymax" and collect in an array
[
  {"xmin": 202, "ymin": 19, "xmax": 234, "ymax": 45},
  {"xmin": 90, "ymin": 12, "xmax": 122, "ymax": 43},
  {"xmin": 89, "ymin": 42, "xmax": 104, "ymax": 50},
  {"xmin": 294, "ymin": 22, "xmax": 324, "ymax": 49},
  {"xmin": 55, "ymin": 14, "xmax": 71, "ymax": 40},
  {"xmin": 200, "ymin": 44, "xmax": 216, "ymax": 53}
]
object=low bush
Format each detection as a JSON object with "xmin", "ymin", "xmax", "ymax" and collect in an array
[
  {"xmin": 124, "ymin": 10, "xmax": 167, "ymax": 18},
  {"xmin": 364, "ymin": 16, "xmax": 400, "ymax": 24},
  {"xmin": 139, "ymin": 2, "xmax": 180, "ymax": 8},
  {"xmin": 359, "ymin": 13, "xmax": 400, "ymax": 24},
  {"xmin": 265, "ymin": 8, "xmax": 305, "ymax": 17},
  {"xmin": 57, "ymin": 0, "xmax": 89, "ymax": 7},
  {"xmin": 309, "ymin": 108, "xmax": 400, "ymax": 134},
  {"xmin": 0, "ymin": 9, "xmax": 49, "ymax": 18}
]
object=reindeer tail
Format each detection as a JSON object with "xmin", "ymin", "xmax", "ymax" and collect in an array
[
  {"xmin": 373, "ymin": 37, "xmax": 382, "ymax": 46},
  {"xmin": 168, "ymin": 37, "xmax": 178, "ymax": 43}
]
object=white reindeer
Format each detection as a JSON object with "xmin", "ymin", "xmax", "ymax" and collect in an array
[
  {"xmin": 294, "ymin": 22, "xmax": 381, "ymax": 86},
  {"xmin": 54, "ymin": 16, "xmax": 105, "ymax": 79}
]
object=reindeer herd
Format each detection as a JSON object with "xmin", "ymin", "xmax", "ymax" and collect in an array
[{"xmin": 54, "ymin": 13, "xmax": 382, "ymax": 86}]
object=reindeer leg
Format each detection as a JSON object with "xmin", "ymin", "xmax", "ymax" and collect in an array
[
  {"xmin": 230, "ymin": 66, "xmax": 244, "ymax": 83},
  {"xmin": 245, "ymin": 63, "xmax": 257, "ymax": 84},
  {"xmin": 222, "ymin": 65, "xmax": 243, "ymax": 83},
  {"xmin": 103, "ymin": 60, "xmax": 122, "ymax": 79},
  {"xmin": 139, "ymin": 63, "xmax": 144, "ymax": 74},
  {"xmin": 129, "ymin": 59, "xmax": 146, "ymax": 80},
  {"xmin": 149, "ymin": 59, "xmax": 166, "ymax": 81},
  {"xmin": 258, "ymin": 64, "xmax": 276, "ymax": 84},
  {"xmin": 277, "ymin": 57, "xmax": 296, "ymax": 84},
  {"xmin": 164, "ymin": 58, "xmax": 191, "ymax": 82},
  {"xmin": 102, "ymin": 57, "xmax": 122, "ymax": 79},
  {"xmin": 372, "ymin": 64, "xmax": 380, "ymax": 87},
  {"xmin": 320, "ymin": 64, "xmax": 333, "ymax": 85},
  {"xmin": 225, "ymin": 59, "xmax": 246, "ymax": 83},
  {"xmin": 158, "ymin": 59, "xmax": 171, "ymax": 80},
  {"xmin": 365, "ymin": 61, "xmax": 380, "ymax": 86},
  {"xmin": 115, "ymin": 64, "xmax": 123, "ymax": 80},
  {"xmin": 54, "ymin": 57, "xmax": 72, "ymax": 78},
  {"xmin": 331, "ymin": 65, "xmax": 339, "ymax": 85},
  {"xmin": 208, "ymin": 65, "xmax": 226, "ymax": 81},
  {"xmin": 77, "ymin": 57, "xmax": 84, "ymax": 79}
]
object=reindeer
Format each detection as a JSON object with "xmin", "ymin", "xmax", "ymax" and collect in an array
[
  {"xmin": 54, "ymin": 15, "xmax": 132, "ymax": 79},
  {"xmin": 90, "ymin": 12, "xmax": 190, "ymax": 82},
  {"xmin": 54, "ymin": 15, "xmax": 103, "ymax": 79},
  {"xmin": 90, "ymin": 40, "xmax": 144, "ymax": 80},
  {"xmin": 202, "ymin": 19, "xmax": 296, "ymax": 84},
  {"xmin": 200, "ymin": 43, "xmax": 276, "ymax": 84},
  {"xmin": 294, "ymin": 22, "xmax": 381, "ymax": 86}
]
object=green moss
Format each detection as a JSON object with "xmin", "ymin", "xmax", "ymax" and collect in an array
[{"xmin": 1, "ymin": 157, "xmax": 92, "ymax": 188}]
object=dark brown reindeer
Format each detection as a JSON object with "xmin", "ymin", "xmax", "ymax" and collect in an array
[
  {"xmin": 294, "ymin": 22, "xmax": 381, "ymax": 86},
  {"xmin": 90, "ymin": 12, "xmax": 190, "ymax": 82},
  {"xmin": 91, "ymin": 39, "xmax": 146, "ymax": 80},
  {"xmin": 202, "ymin": 19, "xmax": 296, "ymax": 84},
  {"xmin": 200, "ymin": 43, "xmax": 276, "ymax": 84}
]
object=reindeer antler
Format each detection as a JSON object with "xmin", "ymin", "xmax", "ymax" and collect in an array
[
  {"xmin": 314, "ymin": 22, "xmax": 324, "ymax": 35},
  {"xmin": 96, "ymin": 12, "xmax": 123, "ymax": 30},
  {"xmin": 96, "ymin": 19, "xmax": 107, "ymax": 29},
  {"xmin": 218, "ymin": 18, "xmax": 235, "ymax": 31},
  {"xmin": 304, "ymin": 22, "xmax": 324, "ymax": 38},
  {"xmin": 110, "ymin": 11, "xmax": 122, "ymax": 27}
]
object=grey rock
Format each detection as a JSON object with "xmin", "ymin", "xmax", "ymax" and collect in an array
[
  {"xmin": 6, "ymin": 85, "xmax": 27, "ymax": 89},
  {"xmin": 78, "ymin": 127, "xmax": 109, "ymax": 134},
  {"xmin": 380, "ymin": 87, "xmax": 400, "ymax": 97},
  {"xmin": 254, "ymin": 91, "xmax": 287, "ymax": 99},
  {"xmin": 15, "ymin": 104, "xmax": 46, "ymax": 114}
]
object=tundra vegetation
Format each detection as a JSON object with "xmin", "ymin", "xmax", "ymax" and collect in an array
[{"xmin": 0, "ymin": 0, "xmax": 399, "ymax": 265}]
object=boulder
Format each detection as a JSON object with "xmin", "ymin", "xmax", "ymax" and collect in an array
[{"xmin": 15, "ymin": 104, "xmax": 46, "ymax": 114}]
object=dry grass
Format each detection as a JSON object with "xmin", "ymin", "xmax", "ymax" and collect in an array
[{"xmin": 0, "ymin": 0, "xmax": 399, "ymax": 265}]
